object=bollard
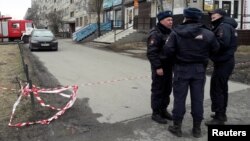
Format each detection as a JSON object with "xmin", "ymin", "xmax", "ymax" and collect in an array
[
  {"xmin": 18, "ymin": 43, "xmax": 25, "ymax": 73},
  {"xmin": 25, "ymin": 64, "xmax": 35, "ymax": 110},
  {"xmin": 29, "ymin": 79, "xmax": 35, "ymax": 110}
]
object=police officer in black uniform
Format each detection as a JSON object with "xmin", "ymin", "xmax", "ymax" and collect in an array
[
  {"xmin": 147, "ymin": 11, "xmax": 174, "ymax": 124},
  {"xmin": 205, "ymin": 9, "xmax": 238, "ymax": 125},
  {"xmin": 163, "ymin": 8, "xmax": 219, "ymax": 138}
]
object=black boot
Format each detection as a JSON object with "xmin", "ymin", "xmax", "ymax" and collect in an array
[
  {"xmin": 168, "ymin": 121, "xmax": 182, "ymax": 137},
  {"xmin": 160, "ymin": 109, "xmax": 173, "ymax": 120},
  {"xmin": 205, "ymin": 113, "xmax": 226, "ymax": 126},
  {"xmin": 192, "ymin": 121, "xmax": 202, "ymax": 138},
  {"xmin": 210, "ymin": 113, "xmax": 227, "ymax": 122},
  {"xmin": 205, "ymin": 119, "xmax": 225, "ymax": 126},
  {"xmin": 152, "ymin": 113, "xmax": 168, "ymax": 124}
]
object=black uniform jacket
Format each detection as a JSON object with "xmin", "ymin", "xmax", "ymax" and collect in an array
[
  {"xmin": 163, "ymin": 21, "xmax": 220, "ymax": 65},
  {"xmin": 147, "ymin": 23, "xmax": 172, "ymax": 69},
  {"xmin": 210, "ymin": 17, "xmax": 238, "ymax": 63}
]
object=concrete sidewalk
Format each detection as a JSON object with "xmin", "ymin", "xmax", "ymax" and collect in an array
[
  {"xmin": 58, "ymin": 84, "xmax": 248, "ymax": 141},
  {"xmin": 59, "ymin": 86, "xmax": 250, "ymax": 141},
  {"xmin": 114, "ymin": 87, "xmax": 250, "ymax": 141},
  {"xmin": 54, "ymin": 41, "xmax": 250, "ymax": 141}
]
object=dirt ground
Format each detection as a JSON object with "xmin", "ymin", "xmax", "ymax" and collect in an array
[
  {"xmin": 0, "ymin": 43, "xmax": 250, "ymax": 141},
  {"xmin": 0, "ymin": 44, "xmax": 103, "ymax": 141}
]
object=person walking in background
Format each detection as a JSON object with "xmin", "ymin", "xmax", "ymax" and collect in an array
[
  {"xmin": 164, "ymin": 8, "xmax": 219, "ymax": 137},
  {"xmin": 205, "ymin": 9, "xmax": 238, "ymax": 125},
  {"xmin": 147, "ymin": 10, "xmax": 174, "ymax": 124}
]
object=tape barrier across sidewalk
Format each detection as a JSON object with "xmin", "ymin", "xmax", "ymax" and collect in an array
[{"xmin": 8, "ymin": 83, "xmax": 78, "ymax": 127}]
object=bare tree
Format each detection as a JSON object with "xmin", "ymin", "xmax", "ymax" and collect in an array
[
  {"xmin": 25, "ymin": 2, "xmax": 40, "ymax": 26},
  {"xmin": 88, "ymin": 0, "xmax": 103, "ymax": 37},
  {"xmin": 46, "ymin": 10, "xmax": 63, "ymax": 34}
]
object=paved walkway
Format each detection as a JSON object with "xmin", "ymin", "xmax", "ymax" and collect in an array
[{"xmin": 66, "ymin": 41, "xmax": 250, "ymax": 141}]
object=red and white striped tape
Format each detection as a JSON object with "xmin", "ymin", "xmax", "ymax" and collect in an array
[
  {"xmin": 81, "ymin": 75, "xmax": 150, "ymax": 87},
  {"xmin": 8, "ymin": 83, "xmax": 78, "ymax": 127}
]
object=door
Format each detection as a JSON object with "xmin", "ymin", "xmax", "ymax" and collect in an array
[
  {"xmin": 222, "ymin": 1, "xmax": 231, "ymax": 16},
  {"xmin": 114, "ymin": 9, "xmax": 122, "ymax": 27},
  {"xmin": 126, "ymin": 7, "xmax": 134, "ymax": 29},
  {"xmin": 8, "ymin": 22, "xmax": 21, "ymax": 38}
]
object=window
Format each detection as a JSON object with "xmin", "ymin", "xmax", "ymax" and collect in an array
[
  {"xmin": 12, "ymin": 23, "xmax": 20, "ymax": 29},
  {"xmin": 76, "ymin": 18, "xmax": 79, "ymax": 26},
  {"xmin": 26, "ymin": 23, "xmax": 33, "ymax": 28},
  {"xmin": 70, "ymin": 11, "xmax": 74, "ymax": 17},
  {"xmin": 80, "ymin": 17, "xmax": 83, "ymax": 26},
  {"xmin": 70, "ymin": 0, "xmax": 74, "ymax": 4},
  {"xmin": 84, "ymin": 16, "xmax": 88, "ymax": 26},
  {"xmin": 214, "ymin": 1, "xmax": 219, "ymax": 9},
  {"xmin": 54, "ymin": 0, "xmax": 56, "ymax": 3}
]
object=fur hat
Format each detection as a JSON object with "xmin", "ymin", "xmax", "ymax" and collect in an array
[
  {"xmin": 209, "ymin": 8, "xmax": 227, "ymax": 16},
  {"xmin": 183, "ymin": 7, "xmax": 203, "ymax": 20},
  {"xmin": 157, "ymin": 11, "xmax": 173, "ymax": 21}
]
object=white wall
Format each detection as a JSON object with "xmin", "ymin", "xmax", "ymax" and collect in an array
[{"xmin": 244, "ymin": 0, "xmax": 250, "ymax": 29}]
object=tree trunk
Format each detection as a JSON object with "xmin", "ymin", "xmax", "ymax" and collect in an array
[{"xmin": 97, "ymin": 12, "xmax": 101, "ymax": 37}]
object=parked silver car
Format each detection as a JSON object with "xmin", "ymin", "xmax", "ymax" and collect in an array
[{"xmin": 29, "ymin": 29, "xmax": 58, "ymax": 51}]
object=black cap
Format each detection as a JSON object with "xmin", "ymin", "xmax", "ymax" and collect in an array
[
  {"xmin": 157, "ymin": 11, "xmax": 173, "ymax": 21},
  {"xmin": 183, "ymin": 7, "xmax": 203, "ymax": 20},
  {"xmin": 209, "ymin": 8, "xmax": 227, "ymax": 16}
]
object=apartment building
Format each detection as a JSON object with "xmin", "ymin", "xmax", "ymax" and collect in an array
[{"xmin": 30, "ymin": 0, "xmax": 97, "ymax": 33}]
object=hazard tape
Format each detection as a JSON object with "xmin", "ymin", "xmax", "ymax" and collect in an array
[
  {"xmin": 1, "ymin": 61, "xmax": 250, "ymax": 90},
  {"xmin": 8, "ymin": 83, "xmax": 78, "ymax": 127},
  {"xmin": 81, "ymin": 75, "xmax": 150, "ymax": 87}
]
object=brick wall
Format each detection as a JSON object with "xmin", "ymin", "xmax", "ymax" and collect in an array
[{"xmin": 237, "ymin": 30, "xmax": 250, "ymax": 45}]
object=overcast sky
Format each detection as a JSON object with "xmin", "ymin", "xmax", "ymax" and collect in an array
[{"xmin": 0, "ymin": 0, "xmax": 31, "ymax": 19}]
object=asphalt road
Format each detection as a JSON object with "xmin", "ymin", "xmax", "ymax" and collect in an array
[{"xmin": 27, "ymin": 39, "xmax": 250, "ymax": 140}]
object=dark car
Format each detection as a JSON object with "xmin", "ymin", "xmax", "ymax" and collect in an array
[{"xmin": 29, "ymin": 29, "xmax": 58, "ymax": 51}]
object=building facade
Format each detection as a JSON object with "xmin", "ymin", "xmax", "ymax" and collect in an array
[
  {"xmin": 27, "ymin": 0, "xmax": 250, "ymax": 34},
  {"xmin": 30, "ymin": 0, "xmax": 98, "ymax": 34}
]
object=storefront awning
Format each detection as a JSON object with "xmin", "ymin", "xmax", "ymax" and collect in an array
[
  {"xmin": 103, "ymin": 0, "xmax": 122, "ymax": 9},
  {"xmin": 103, "ymin": 0, "xmax": 113, "ymax": 9},
  {"xmin": 113, "ymin": 0, "xmax": 122, "ymax": 6}
]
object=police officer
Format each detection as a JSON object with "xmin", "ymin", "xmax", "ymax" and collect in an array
[
  {"xmin": 164, "ymin": 8, "xmax": 219, "ymax": 137},
  {"xmin": 205, "ymin": 9, "xmax": 238, "ymax": 125},
  {"xmin": 147, "ymin": 10, "xmax": 174, "ymax": 124}
]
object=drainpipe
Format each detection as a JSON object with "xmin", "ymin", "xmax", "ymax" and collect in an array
[
  {"xmin": 240, "ymin": 0, "xmax": 244, "ymax": 29},
  {"xmin": 157, "ymin": 0, "xmax": 163, "ymax": 12},
  {"xmin": 172, "ymin": 0, "xmax": 174, "ymax": 14}
]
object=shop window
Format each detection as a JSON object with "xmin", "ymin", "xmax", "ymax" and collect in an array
[
  {"xmin": 233, "ymin": 0, "xmax": 238, "ymax": 18},
  {"xmin": 222, "ymin": 1, "xmax": 231, "ymax": 16},
  {"xmin": 214, "ymin": 1, "xmax": 219, "ymax": 9},
  {"xmin": 114, "ymin": 10, "xmax": 122, "ymax": 27}
]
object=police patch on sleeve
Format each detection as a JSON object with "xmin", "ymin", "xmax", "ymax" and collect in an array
[
  {"xmin": 165, "ymin": 37, "xmax": 170, "ymax": 44},
  {"xmin": 217, "ymin": 28, "xmax": 224, "ymax": 38},
  {"xmin": 149, "ymin": 37, "xmax": 155, "ymax": 45}
]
